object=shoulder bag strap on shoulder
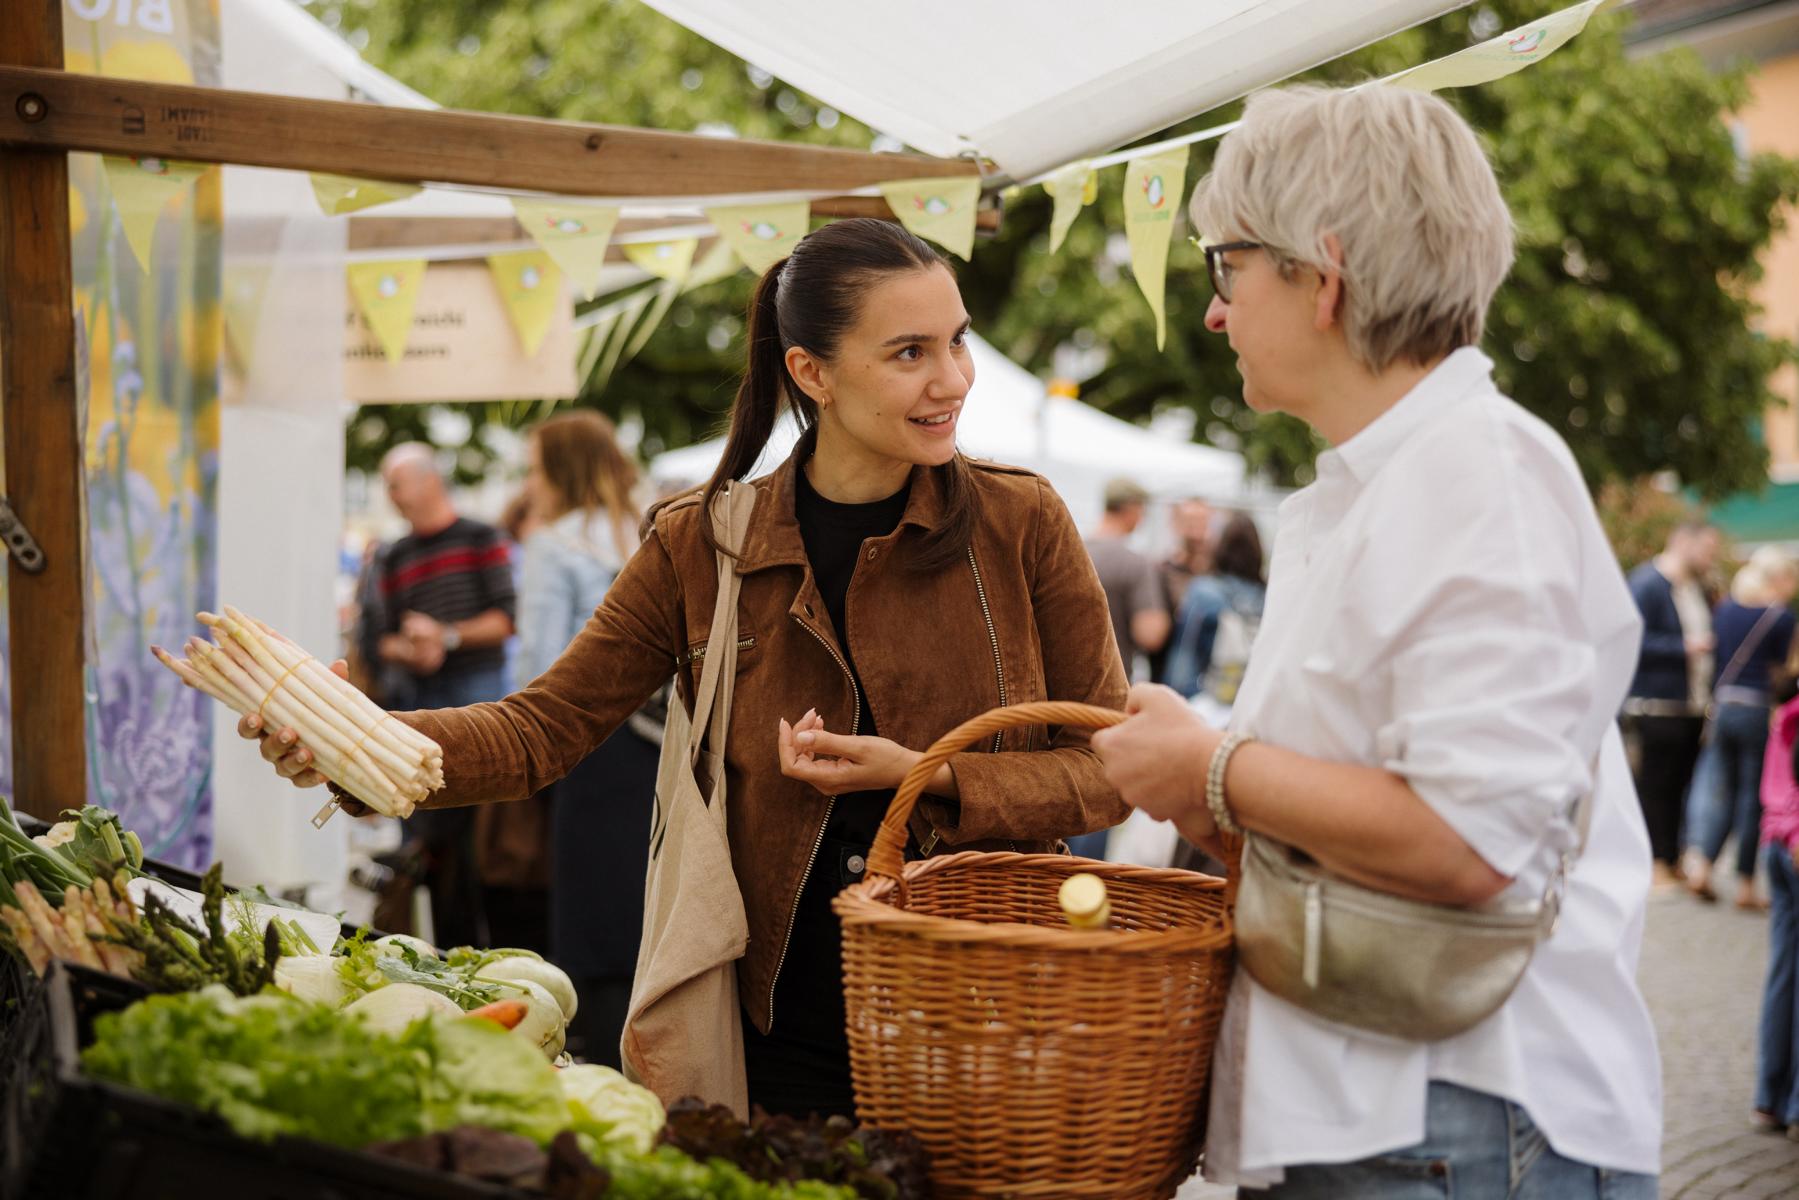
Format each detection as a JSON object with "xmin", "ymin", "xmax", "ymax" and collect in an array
[{"xmin": 686, "ymin": 483, "xmax": 758, "ymax": 767}]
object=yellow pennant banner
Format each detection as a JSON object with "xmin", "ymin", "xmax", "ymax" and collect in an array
[
  {"xmin": 878, "ymin": 175, "xmax": 982, "ymax": 261},
  {"xmin": 346, "ymin": 259, "xmax": 428, "ymax": 364},
  {"xmin": 705, "ymin": 201, "xmax": 809, "ymax": 275},
  {"xmin": 310, "ymin": 172, "xmax": 422, "ymax": 217},
  {"xmin": 624, "ymin": 237, "xmax": 699, "ymax": 283},
  {"xmin": 1044, "ymin": 161, "xmax": 1098, "ymax": 253},
  {"xmin": 222, "ymin": 263, "xmax": 273, "ymax": 369},
  {"xmin": 1389, "ymin": 0, "xmax": 1610, "ymax": 92},
  {"xmin": 486, "ymin": 250, "xmax": 564, "ymax": 357},
  {"xmin": 684, "ymin": 238, "xmax": 743, "ymax": 293},
  {"xmin": 102, "ymin": 155, "xmax": 208, "ymax": 271},
  {"xmin": 511, "ymin": 199, "xmax": 621, "ymax": 299},
  {"xmin": 1123, "ymin": 147, "xmax": 1189, "ymax": 350}
]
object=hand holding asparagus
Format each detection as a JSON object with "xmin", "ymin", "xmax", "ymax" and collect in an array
[{"xmin": 153, "ymin": 607, "xmax": 443, "ymax": 821}]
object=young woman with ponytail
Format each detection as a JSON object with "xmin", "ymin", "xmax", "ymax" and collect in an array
[{"xmin": 241, "ymin": 218, "xmax": 1130, "ymax": 1118}]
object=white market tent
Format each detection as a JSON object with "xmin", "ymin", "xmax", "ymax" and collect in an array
[
  {"xmin": 650, "ymin": 333, "xmax": 1248, "ymax": 529},
  {"xmin": 638, "ymin": 0, "xmax": 1472, "ymax": 181}
]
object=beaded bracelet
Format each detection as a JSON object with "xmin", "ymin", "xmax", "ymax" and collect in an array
[{"xmin": 1205, "ymin": 731, "xmax": 1256, "ymax": 836}]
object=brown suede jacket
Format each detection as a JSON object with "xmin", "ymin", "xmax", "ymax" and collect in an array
[{"xmin": 394, "ymin": 450, "xmax": 1129, "ymax": 1034}]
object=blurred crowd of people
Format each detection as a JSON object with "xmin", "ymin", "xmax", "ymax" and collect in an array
[
  {"xmin": 1621, "ymin": 520, "xmax": 1799, "ymax": 1136},
  {"xmin": 341, "ymin": 412, "xmax": 661, "ymax": 1067}
]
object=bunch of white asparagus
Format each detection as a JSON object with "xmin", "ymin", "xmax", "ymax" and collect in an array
[{"xmin": 152, "ymin": 606, "xmax": 442, "ymax": 820}]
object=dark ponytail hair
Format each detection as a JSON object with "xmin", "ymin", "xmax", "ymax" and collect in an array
[{"xmin": 700, "ymin": 217, "xmax": 977, "ymax": 572}]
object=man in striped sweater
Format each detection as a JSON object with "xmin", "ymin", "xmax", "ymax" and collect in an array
[{"xmin": 376, "ymin": 442, "xmax": 517, "ymax": 946}]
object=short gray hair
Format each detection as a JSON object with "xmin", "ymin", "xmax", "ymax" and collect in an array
[
  {"xmin": 1189, "ymin": 85, "xmax": 1515, "ymax": 371},
  {"xmin": 380, "ymin": 441, "xmax": 442, "ymax": 482}
]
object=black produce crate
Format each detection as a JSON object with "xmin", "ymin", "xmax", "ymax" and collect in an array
[{"xmin": 0, "ymin": 962, "xmax": 537, "ymax": 1200}]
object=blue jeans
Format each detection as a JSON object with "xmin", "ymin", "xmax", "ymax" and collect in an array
[
  {"xmin": 1758, "ymin": 843, "xmax": 1799, "ymax": 1125},
  {"xmin": 1686, "ymin": 702, "xmax": 1770, "ymax": 879},
  {"xmin": 1253, "ymin": 1082, "xmax": 1656, "ymax": 1199}
]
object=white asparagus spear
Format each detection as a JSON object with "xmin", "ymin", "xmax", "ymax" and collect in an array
[
  {"xmin": 242, "ymin": 615, "xmax": 442, "ymax": 764},
  {"xmin": 192, "ymin": 638, "xmax": 406, "ymax": 805},
  {"xmin": 186, "ymin": 642, "xmax": 404, "ymax": 813},
  {"xmin": 202, "ymin": 616, "xmax": 426, "ymax": 786},
  {"xmin": 204, "ymin": 613, "xmax": 427, "ymax": 783}
]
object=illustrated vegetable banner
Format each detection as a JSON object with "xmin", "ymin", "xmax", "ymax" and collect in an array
[{"xmin": 0, "ymin": 0, "xmax": 223, "ymax": 869}]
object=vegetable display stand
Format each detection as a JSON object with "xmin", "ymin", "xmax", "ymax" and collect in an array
[
  {"xmin": 0, "ymin": 962, "xmax": 529, "ymax": 1200},
  {"xmin": 832, "ymin": 702, "xmax": 1237, "ymax": 1200}
]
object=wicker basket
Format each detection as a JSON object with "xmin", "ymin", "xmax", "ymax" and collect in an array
[{"xmin": 832, "ymin": 702, "xmax": 1236, "ymax": 1200}]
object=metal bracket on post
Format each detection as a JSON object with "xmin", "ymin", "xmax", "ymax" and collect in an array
[{"xmin": 0, "ymin": 497, "xmax": 45, "ymax": 572}]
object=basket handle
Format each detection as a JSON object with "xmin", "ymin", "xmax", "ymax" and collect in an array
[{"xmin": 866, "ymin": 701, "xmax": 1129, "ymax": 881}]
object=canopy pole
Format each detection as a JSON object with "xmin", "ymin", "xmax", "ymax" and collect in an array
[{"xmin": 1, "ymin": 0, "xmax": 84, "ymax": 820}]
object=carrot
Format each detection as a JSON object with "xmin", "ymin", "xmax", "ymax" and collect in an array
[{"xmin": 465, "ymin": 998, "xmax": 529, "ymax": 1030}]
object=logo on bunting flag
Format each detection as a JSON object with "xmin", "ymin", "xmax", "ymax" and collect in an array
[
  {"xmin": 1122, "ymin": 146, "xmax": 1190, "ymax": 351},
  {"xmin": 511, "ymin": 199, "xmax": 622, "ymax": 300},
  {"xmin": 346, "ymin": 259, "xmax": 428, "ymax": 364},
  {"xmin": 101, "ymin": 154, "xmax": 209, "ymax": 271},
  {"xmin": 706, "ymin": 201, "xmax": 808, "ymax": 274},
  {"xmin": 486, "ymin": 250, "xmax": 564, "ymax": 357},
  {"xmin": 878, "ymin": 175, "xmax": 982, "ymax": 261},
  {"xmin": 1386, "ymin": 0, "xmax": 1604, "ymax": 92},
  {"xmin": 1508, "ymin": 28, "xmax": 1548, "ymax": 55},
  {"xmin": 1142, "ymin": 173, "xmax": 1169, "ymax": 210}
]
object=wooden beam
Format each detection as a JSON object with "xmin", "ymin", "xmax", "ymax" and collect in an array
[
  {"xmin": 1, "ymin": 10, "xmax": 84, "ymax": 818},
  {"xmin": 0, "ymin": 66, "xmax": 981, "ymax": 197}
]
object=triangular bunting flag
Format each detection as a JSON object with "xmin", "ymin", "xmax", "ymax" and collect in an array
[
  {"xmin": 222, "ymin": 263, "xmax": 273, "ymax": 369},
  {"xmin": 346, "ymin": 259, "xmax": 428, "ymax": 364},
  {"xmin": 511, "ymin": 198, "xmax": 622, "ymax": 300},
  {"xmin": 878, "ymin": 176, "xmax": 982, "ymax": 260},
  {"xmin": 1044, "ymin": 161, "xmax": 1098, "ymax": 254},
  {"xmin": 623, "ymin": 238, "xmax": 699, "ymax": 284},
  {"xmin": 310, "ymin": 172, "xmax": 422, "ymax": 217},
  {"xmin": 683, "ymin": 239, "xmax": 743, "ymax": 293},
  {"xmin": 101, "ymin": 155, "xmax": 208, "ymax": 271},
  {"xmin": 1122, "ymin": 147, "xmax": 1189, "ymax": 350},
  {"xmin": 705, "ymin": 201, "xmax": 809, "ymax": 275},
  {"xmin": 1389, "ymin": 0, "xmax": 1606, "ymax": 92},
  {"xmin": 486, "ymin": 250, "xmax": 564, "ymax": 357}
]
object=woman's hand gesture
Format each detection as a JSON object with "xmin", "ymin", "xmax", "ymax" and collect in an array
[{"xmin": 777, "ymin": 709, "xmax": 924, "ymax": 798}]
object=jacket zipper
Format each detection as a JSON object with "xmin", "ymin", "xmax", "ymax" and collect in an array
[
  {"xmin": 767, "ymin": 615, "xmax": 859, "ymax": 1029},
  {"xmin": 680, "ymin": 635, "xmax": 756, "ymax": 666},
  {"xmin": 967, "ymin": 547, "xmax": 1019, "ymax": 853},
  {"xmin": 966, "ymin": 546, "xmax": 1007, "ymax": 754}
]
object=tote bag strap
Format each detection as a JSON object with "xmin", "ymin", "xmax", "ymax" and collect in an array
[
  {"xmin": 1714, "ymin": 603, "xmax": 1785, "ymax": 696},
  {"xmin": 686, "ymin": 482, "xmax": 758, "ymax": 770}
]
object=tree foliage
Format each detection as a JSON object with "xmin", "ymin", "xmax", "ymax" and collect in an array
[{"xmin": 311, "ymin": 0, "xmax": 1798, "ymax": 498}]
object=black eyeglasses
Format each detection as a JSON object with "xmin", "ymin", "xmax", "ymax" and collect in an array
[{"xmin": 1197, "ymin": 239, "xmax": 1264, "ymax": 304}]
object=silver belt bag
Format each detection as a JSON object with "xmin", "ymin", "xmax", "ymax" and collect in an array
[{"xmin": 1233, "ymin": 780, "xmax": 1592, "ymax": 1044}]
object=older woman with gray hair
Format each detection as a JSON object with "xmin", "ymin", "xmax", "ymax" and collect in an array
[{"xmin": 1091, "ymin": 86, "xmax": 1661, "ymax": 1195}]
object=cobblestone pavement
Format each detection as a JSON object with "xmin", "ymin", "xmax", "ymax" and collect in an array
[{"xmin": 1176, "ymin": 887, "xmax": 1799, "ymax": 1199}]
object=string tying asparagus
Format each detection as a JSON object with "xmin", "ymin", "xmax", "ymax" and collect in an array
[{"xmin": 152, "ymin": 606, "xmax": 443, "ymax": 822}]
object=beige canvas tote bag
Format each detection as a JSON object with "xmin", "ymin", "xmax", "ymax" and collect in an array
[{"xmin": 620, "ymin": 483, "xmax": 756, "ymax": 1114}]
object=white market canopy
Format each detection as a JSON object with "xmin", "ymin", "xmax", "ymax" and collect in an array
[
  {"xmin": 650, "ymin": 333, "xmax": 1247, "ymax": 527},
  {"xmin": 638, "ymin": 0, "xmax": 1472, "ymax": 180}
]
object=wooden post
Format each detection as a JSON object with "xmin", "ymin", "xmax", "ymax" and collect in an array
[{"xmin": 0, "ymin": 3, "xmax": 83, "ymax": 820}]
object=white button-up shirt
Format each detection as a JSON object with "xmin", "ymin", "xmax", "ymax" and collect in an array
[{"xmin": 1206, "ymin": 348, "xmax": 1662, "ymax": 1184}]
